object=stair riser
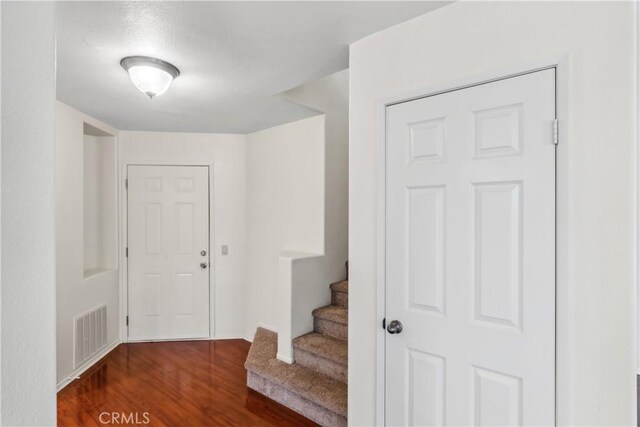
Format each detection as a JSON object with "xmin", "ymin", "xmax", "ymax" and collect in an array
[
  {"xmin": 248, "ymin": 371, "xmax": 347, "ymax": 427},
  {"xmin": 314, "ymin": 318, "xmax": 348, "ymax": 341},
  {"xmin": 331, "ymin": 290, "xmax": 348, "ymax": 308},
  {"xmin": 293, "ymin": 347, "xmax": 347, "ymax": 383}
]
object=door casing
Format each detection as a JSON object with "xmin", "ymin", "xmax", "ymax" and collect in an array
[
  {"xmin": 120, "ymin": 162, "xmax": 215, "ymax": 343},
  {"xmin": 375, "ymin": 55, "xmax": 570, "ymax": 425}
]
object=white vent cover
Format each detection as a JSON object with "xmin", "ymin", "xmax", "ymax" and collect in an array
[{"xmin": 74, "ymin": 304, "xmax": 107, "ymax": 369}]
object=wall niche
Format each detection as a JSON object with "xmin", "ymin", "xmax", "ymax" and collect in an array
[{"xmin": 83, "ymin": 122, "xmax": 116, "ymax": 278}]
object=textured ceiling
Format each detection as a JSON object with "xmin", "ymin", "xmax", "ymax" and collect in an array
[{"xmin": 56, "ymin": 1, "xmax": 449, "ymax": 133}]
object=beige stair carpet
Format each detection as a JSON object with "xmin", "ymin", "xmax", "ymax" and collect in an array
[{"xmin": 245, "ymin": 280, "xmax": 348, "ymax": 427}]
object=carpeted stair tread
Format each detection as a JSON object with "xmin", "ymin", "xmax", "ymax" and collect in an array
[
  {"xmin": 329, "ymin": 280, "xmax": 348, "ymax": 294},
  {"xmin": 246, "ymin": 328, "xmax": 347, "ymax": 418},
  {"xmin": 272, "ymin": 360, "xmax": 347, "ymax": 418},
  {"xmin": 331, "ymin": 281, "xmax": 348, "ymax": 309},
  {"xmin": 293, "ymin": 332, "xmax": 348, "ymax": 366},
  {"xmin": 245, "ymin": 327, "xmax": 277, "ymax": 373},
  {"xmin": 312, "ymin": 305, "xmax": 348, "ymax": 325}
]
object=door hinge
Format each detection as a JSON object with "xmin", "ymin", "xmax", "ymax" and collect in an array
[
  {"xmin": 382, "ymin": 318, "xmax": 386, "ymax": 330},
  {"xmin": 126, "ymin": 315, "xmax": 129, "ymax": 326},
  {"xmin": 125, "ymin": 178, "xmax": 128, "ymax": 189},
  {"xmin": 553, "ymin": 119, "xmax": 559, "ymax": 145},
  {"xmin": 125, "ymin": 247, "xmax": 128, "ymax": 258}
]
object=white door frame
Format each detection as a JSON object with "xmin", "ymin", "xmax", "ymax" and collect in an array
[
  {"xmin": 375, "ymin": 55, "xmax": 571, "ymax": 425},
  {"xmin": 119, "ymin": 162, "xmax": 215, "ymax": 343}
]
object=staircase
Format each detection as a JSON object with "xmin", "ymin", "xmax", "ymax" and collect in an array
[{"xmin": 245, "ymin": 280, "xmax": 348, "ymax": 426}]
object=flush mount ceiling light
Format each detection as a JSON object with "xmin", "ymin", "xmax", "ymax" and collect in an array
[{"xmin": 120, "ymin": 56, "xmax": 180, "ymax": 99}]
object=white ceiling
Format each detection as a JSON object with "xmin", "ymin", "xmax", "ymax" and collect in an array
[{"xmin": 56, "ymin": 1, "xmax": 449, "ymax": 134}]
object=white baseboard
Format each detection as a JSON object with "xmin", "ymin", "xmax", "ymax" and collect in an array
[
  {"xmin": 126, "ymin": 337, "xmax": 210, "ymax": 343},
  {"xmin": 277, "ymin": 352, "xmax": 294, "ymax": 364},
  {"xmin": 258, "ymin": 322, "xmax": 278, "ymax": 333},
  {"xmin": 213, "ymin": 335, "xmax": 246, "ymax": 340},
  {"xmin": 243, "ymin": 323, "xmax": 278, "ymax": 343},
  {"xmin": 56, "ymin": 340, "xmax": 120, "ymax": 392}
]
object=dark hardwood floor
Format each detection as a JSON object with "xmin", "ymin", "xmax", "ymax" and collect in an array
[{"xmin": 58, "ymin": 340, "xmax": 318, "ymax": 426}]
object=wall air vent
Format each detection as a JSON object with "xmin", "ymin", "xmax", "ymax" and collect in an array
[{"xmin": 74, "ymin": 304, "xmax": 107, "ymax": 369}]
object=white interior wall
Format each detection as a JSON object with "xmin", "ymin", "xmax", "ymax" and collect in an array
[
  {"xmin": 119, "ymin": 131, "xmax": 247, "ymax": 339},
  {"xmin": 1, "ymin": 2, "xmax": 57, "ymax": 424},
  {"xmin": 244, "ymin": 115, "xmax": 326, "ymax": 338},
  {"xmin": 349, "ymin": 2, "xmax": 636, "ymax": 425},
  {"xmin": 56, "ymin": 102, "xmax": 120, "ymax": 387},
  {"xmin": 272, "ymin": 70, "xmax": 350, "ymax": 359},
  {"xmin": 282, "ymin": 69, "xmax": 349, "ymax": 282}
]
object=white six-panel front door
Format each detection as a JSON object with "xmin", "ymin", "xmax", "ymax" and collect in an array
[
  {"xmin": 385, "ymin": 69, "xmax": 556, "ymax": 426},
  {"xmin": 128, "ymin": 165, "xmax": 210, "ymax": 341}
]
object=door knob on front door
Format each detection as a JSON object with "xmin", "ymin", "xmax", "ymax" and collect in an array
[
  {"xmin": 386, "ymin": 319, "xmax": 403, "ymax": 334},
  {"xmin": 200, "ymin": 262, "xmax": 208, "ymax": 270}
]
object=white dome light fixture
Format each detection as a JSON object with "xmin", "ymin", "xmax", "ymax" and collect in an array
[{"xmin": 120, "ymin": 56, "xmax": 180, "ymax": 99}]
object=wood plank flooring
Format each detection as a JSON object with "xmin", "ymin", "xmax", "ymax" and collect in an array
[{"xmin": 57, "ymin": 340, "xmax": 318, "ymax": 427}]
